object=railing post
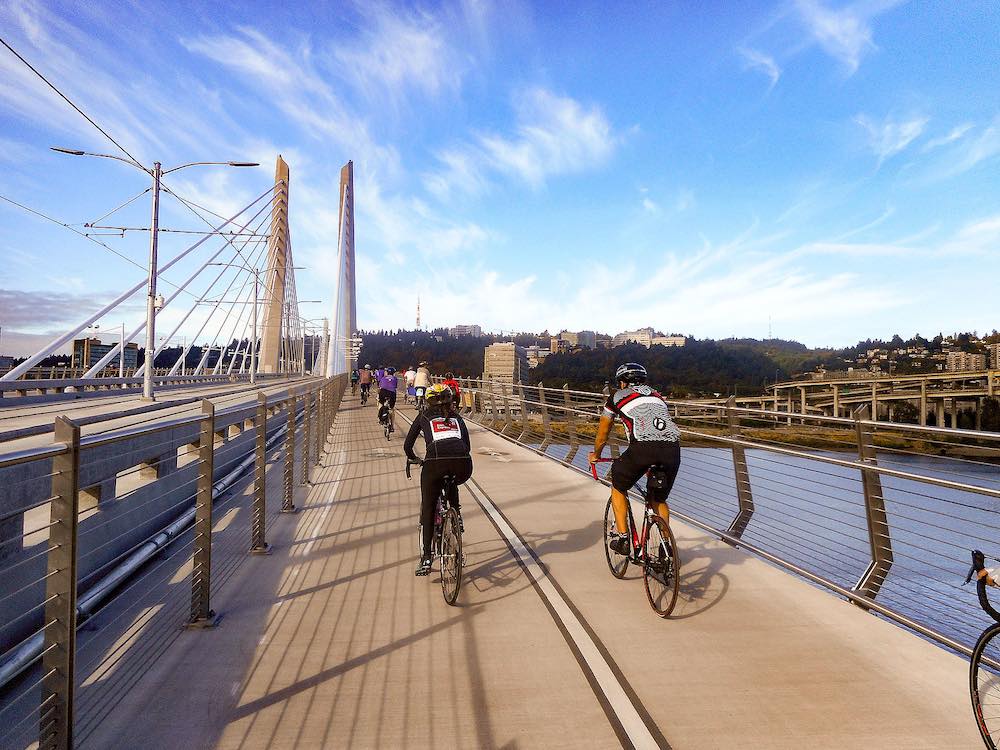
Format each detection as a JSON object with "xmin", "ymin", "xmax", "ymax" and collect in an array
[
  {"xmin": 563, "ymin": 385, "xmax": 581, "ymax": 464},
  {"xmin": 187, "ymin": 399, "xmax": 218, "ymax": 627},
  {"xmin": 516, "ymin": 382, "xmax": 531, "ymax": 442},
  {"xmin": 283, "ymin": 390, "xmax": 297, "ymax": 512},
  {"xmin": 537, "ymin": 382, "xmax": 553, "ymax": 453},
  {"xmin": 313, "ymin": 385, "xmax": 322, "ymax": 467},
  {"xmin": 724, "ymin": 396, "xmax": 755, "ymax": 541},
  {"xmin": 302, "ymin": 388, "xmax": 312, "ymax": 486},
  {"xmin": 852, "ymin": 404, "xmax": 892, "ymax": 601},
  {"xmin": 40, "ymin": 417, "xmax": 79, "ymax": 750},
  {"xmin": 250, "ymin": 393, "xmax": 271, "ymax": 554},
  {"xmin": 487, "ymin": 379, "xmax": 500, "ymax": 429},
  {"xmin": 499, "ymin": 381, "xmax": 514, "ymax": 435}
]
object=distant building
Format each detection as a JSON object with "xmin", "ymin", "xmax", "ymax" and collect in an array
[
  {"xmin": 549, "ymin": 337, "xmax": 572, "ymax": 353},
  {"xmin": 612, "ymin": 327, "xmax": 655, "ymax": 348},
  {"xmin": 989, "ymin": 343, "xmax": 1000, "ymax": 369},
  {"xmin": 652, "ymin": 335, "xmax": 685, "ymax": 348},
  {"xmin": 554, "ymin": 330, "xmax": 597, "ymax": 350},
  {"xmin": 0, "ymin": 355, "xmax": 13, "ymax": 371},
  {"xmin": 945, "ymin": 351, "xmax": 986, "ymax": 372},
  {"xmin": 483, "ymin": 342, "xmax": 529, "ymax": 384},
  {"xmin": 72, "ymin": 337, "xmax": 139, "ymax": 371},
  {"xmin": 449, "ymin": 324, "xmax": 483, "ymax": 338},
  {"xmin": 525, "ymin": 345, "xmax": 551, "ymax": 368}
]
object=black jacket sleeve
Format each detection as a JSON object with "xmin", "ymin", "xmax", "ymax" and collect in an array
[
  {"xmin": 404, "ymin": 417, "xmax": 422, "ymax": 462},
  {"xmin": 458, "ymin": 416, "xmax": 471, "ymax": 451}
]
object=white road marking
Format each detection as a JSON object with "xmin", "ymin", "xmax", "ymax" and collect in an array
[{"xmin": 465, "ymin": 479, "xmax": 661, "ymax": 750}]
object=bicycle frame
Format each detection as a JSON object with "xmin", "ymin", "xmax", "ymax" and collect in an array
[{"xmin": 592, "ymin": 458, "xmax": 654, "ymax": 559}]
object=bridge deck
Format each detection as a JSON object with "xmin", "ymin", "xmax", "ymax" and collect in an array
[{"xmin": 81, "ymin": 392, "xmax": 979, "ymax": 749}]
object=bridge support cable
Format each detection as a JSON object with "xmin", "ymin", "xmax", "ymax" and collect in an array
[
  {"xmin": 92, "ymin": 187, "xmax": 279, "ymax": 379},
  {"xmin": 165, "ymin": 236, "xmax": 270, "ymax": 377},
  {"xmin": 1, "ymin": 184, "xmax": 276, "ymax": 382},
  {"xmin": 144, "ymin": 220, "xmax": 271, "ymax": 379},
  {"xmin": 190, "ymin": 268, "xmax": 260, "ymax": 376}
]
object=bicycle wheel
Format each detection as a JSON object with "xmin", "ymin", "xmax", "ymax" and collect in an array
[
  {"xmin": 643, "ymin": 517, "xmax": 680, "ymax": 618},
  {"xmin": 972, "ymin": 622, "xmax": 1000, "ymax": 749},
  {"xmin": 603, "ymin": 498, "xmax": 629, "ymax": 579},
  {"xmin": 440, "ymin": 508, "xmax": 463, "ymax": 605}
]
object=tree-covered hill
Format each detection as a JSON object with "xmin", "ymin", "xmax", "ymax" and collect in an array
[{"xmin": 531, "ymin": 341, "xmax": 786, "ymax": 397}]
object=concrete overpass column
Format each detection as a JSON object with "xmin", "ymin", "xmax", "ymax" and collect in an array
[
  {"xmin": 936, "ymin": 399, "xmax": 945, "ymax": 428},
  {"xmin": 833, "ymin": 385, "xmax": 840, "ymax": 418},
  {"xmin": 951, "ymin": 397, "xmax": 959, "ymax": 429},
  {"xmin": 786, "ymin": 393, "xmax": 792, "ymax": 425},
  {"xmin": 976, "ymin": 398, "xmax": 983, "ymax": 431},
  {"xmin": 920, "ymin": 382, "xmax": 927, "ymax": 427},
  {"xmin": 799, "ymin": 386, "xmax": 807, "ymax": 416},
  {"xmin": 871, "ymin": 383, "xmax": 878, "ymax": 421}
]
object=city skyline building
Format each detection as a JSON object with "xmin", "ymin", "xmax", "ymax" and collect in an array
[{"xmin": 483, "ymin": 342, "xmax": 529, "ymax": 384}]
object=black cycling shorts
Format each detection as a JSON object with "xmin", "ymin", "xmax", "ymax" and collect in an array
[{"xmin": 610, "ymin": 440, "xmax": 681, "ymax": 499}]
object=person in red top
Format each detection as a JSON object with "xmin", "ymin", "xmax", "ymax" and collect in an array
[{"xmin": 442, "ymin": 372, "xmax": 461, "ymax": 408}]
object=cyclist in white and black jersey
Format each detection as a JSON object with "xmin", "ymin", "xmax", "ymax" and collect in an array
[{"xmin": 589, "ymin": 362, "xmax": 681, "ymax": 555}]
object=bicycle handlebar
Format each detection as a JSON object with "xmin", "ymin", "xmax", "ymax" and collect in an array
[
  {"xmin": 590, "ymin": 456, "xmax": 612, "ymax": 480},
  {"xmin": 967, "ymin": 549, "xmax": 1000, "ymax": 624}
]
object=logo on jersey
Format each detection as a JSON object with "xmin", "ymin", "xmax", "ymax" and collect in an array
[{"xmin": 430, "ymin": 418, "xmax": 461, "ymax": 442}]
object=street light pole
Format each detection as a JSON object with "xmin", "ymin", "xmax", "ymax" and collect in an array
[
  {"xmin": 251, "ymin": 272, "xmax": 258, "ymax": 385},
  {"xmin": 142, "ymin": 161, "xmax": 162, "ymax": 400}
]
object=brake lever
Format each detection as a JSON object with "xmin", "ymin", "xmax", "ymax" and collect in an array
[{"xmin": 967, "ymin": 550, "xmax": 987, "ymax": 585}]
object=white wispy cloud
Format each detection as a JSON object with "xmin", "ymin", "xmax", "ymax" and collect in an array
[
  {"xmin": 854, "ymin": 113, "xmax": 928, "ymax": 164},
  {"xmin": 333, "ymin": 4, "xmax": 463, "ymax": 103},
  {"xmin": 921, "ymin": 123, "xmax": 974, "ymax": 152},
  {"xmin": 426, "ymin": 87, "xmax": 620, "ymax": 197},
  {"xmin": 738, "ymin": 47, "xmax": 781, "ymax": 89},
  {"xmin": 642, "ymin": 197, "xmax": 659, "ymax": 213},
  {"xmin": 792, "ymin": 0, "xmax": 905, "ymax": 74}
]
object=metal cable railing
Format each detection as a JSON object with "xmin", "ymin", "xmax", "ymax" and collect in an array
[
  {"xmin": 0, "ymin": 374, "xmax": 348, "ymax": 750},
  {"xmin": 452, "ymin": 377, "xmax": 1000, "ymax": 659}
]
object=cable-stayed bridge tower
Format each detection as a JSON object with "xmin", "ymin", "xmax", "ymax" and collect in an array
[{"xmin": 327, "ymin": 161, "xmax": 356, "ymax": 376}]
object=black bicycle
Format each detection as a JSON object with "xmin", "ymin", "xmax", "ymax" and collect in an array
[
  {"xmin": 592, "ymin": 458, "xmax": 680, "ymax": 617},
  {"xmin": 407, "ymin": 459, "xmax": 463, "ymax": 605},
  {"xmin": 360, "ymin": 384, "xmax": 369, "ymax": 406},
  {"xmin": 414, "ymin": 386, "xmax": 426, "ymax": 413},
  {"xmin": 967, "ymin": 550, "xmax": 1000, "ymax": 748},
  {"xmin": 379, "ymin": 405, "xmax": 394, "ymax": 441}
]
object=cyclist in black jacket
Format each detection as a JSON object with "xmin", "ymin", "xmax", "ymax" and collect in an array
[{"xmin": 404, "ymin": 384, "xmax": 473, "ymax": 576}]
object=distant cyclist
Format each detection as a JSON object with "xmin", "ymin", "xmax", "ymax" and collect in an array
[
  {"xmin": 442, "ymin": 371, "xmax": 462, "ymax": 409},
  {"xmin": 589, "ymin": 363, "xmax": 681, "ymax": 555},
  {"xmin": 413, "ymin": 361, "xmax": 432, "ymax": 409},
  {"xmin": 350, "ymin": 368, "xmax": 359, "ymax": 395},
  {"xmin": 404, "ymin": 384, "xmax": 473, "ymax": 576},
  {"xmin": 378, "ymin": 367, "xmax": 399, "ymax": 433},
  {"xmin": 358, "ymin": 365, "xmax": 373, "ymax": 404},
  {"xmin": 404, "ymin": 365, "xmax": 417, "ymax": 404}
]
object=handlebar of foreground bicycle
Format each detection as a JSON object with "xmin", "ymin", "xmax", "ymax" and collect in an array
[
  {"xmin": 590, "ymin": 457, "xmax": 612, "ymax": 481},
  {"xmin": 966, "ymin": 549, "xmax": 1000, "ymax": 624}
]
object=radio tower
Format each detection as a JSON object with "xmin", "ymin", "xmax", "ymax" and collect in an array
[{"xmin": 416, "ymin": 294, "xmax": 421, "ymax": 330}]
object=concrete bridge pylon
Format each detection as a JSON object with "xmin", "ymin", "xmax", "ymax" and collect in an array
[{"xmin": 258, "ymin": 156, "xmax": 291, "ymax": 374}]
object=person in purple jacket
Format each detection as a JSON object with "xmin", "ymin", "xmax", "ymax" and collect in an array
[{"xmin": 377, "ymin": 367, "xmax": 399, "ymax": 432}]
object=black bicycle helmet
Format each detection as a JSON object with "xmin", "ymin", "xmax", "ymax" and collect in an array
[
  {"xmin": 615, "ymin": 362, "xmax": 647, "ymax": 384},
  {"xmin": 386, "ymin": 367, "xmax": 396, "ymax": 374}
]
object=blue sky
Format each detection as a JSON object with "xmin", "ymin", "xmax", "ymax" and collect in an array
[{"xmin": 1, "ymin": 0, "xmax": 998, "ymax": 356}]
